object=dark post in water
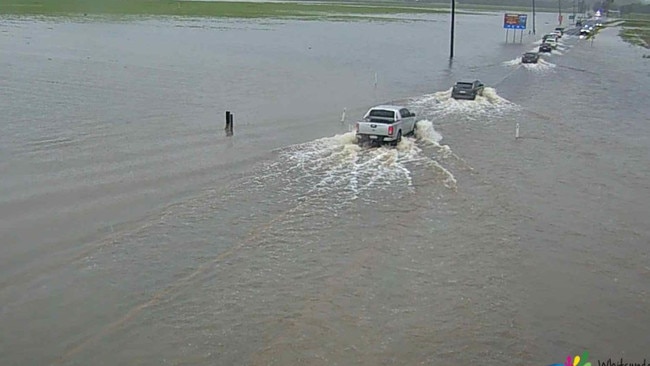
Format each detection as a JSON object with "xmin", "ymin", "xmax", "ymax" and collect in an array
[{"xmin": 225, "ymin": 111, "xmax": 234, "ymax": 136}]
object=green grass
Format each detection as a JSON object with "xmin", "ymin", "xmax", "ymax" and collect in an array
[
  {"xmin": 0, "ymin": 0, "xmax": 463, "ymax": 19},
  {"xmin": 0, "ymin": 0, "xmax": 558, "ymax": 20},
  {"xmin": 618, "ymin": 14, "xmax": 650, "ymax": 48},
  {"xmin": 444, "ymin": 3, "xmax": 558, "ymax": 13}
]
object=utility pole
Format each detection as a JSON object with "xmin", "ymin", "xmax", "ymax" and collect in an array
[
  {"xmin": 558, "ymin": 0, "xmax": 562, "ymax": 25},
  {"xmin": 450, "ymin": 0, "xmax": 455, "ymax": 59},
  {"xmin": 532, "ymin": 0, "xmax": 536, "ymax": 34}
]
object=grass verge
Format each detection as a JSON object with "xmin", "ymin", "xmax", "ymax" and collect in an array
[
  {"xmin": 0, "ymin": 0, "xmax": 566, "ymax": 20},
  {"xmin": 617, "ymin": 14, "xmax": 650, "ymax": 49},
  {"xmin": 0, "ymin": 0, "xmax": 467, "ymax": 19}
]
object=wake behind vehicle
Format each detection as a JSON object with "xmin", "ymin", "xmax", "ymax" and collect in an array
[
  {"xmin": 355, "ymin": 105, "xmax": 417, "ymax": 146},
  {"xmin": 451, "ymin": 80, "xmax": 485, "ymax": 100},
  {"xmin": 521, "ymin": 52, "xmax": 540, "ymax": 64}
]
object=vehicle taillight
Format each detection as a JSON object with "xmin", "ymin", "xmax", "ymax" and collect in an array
[
  {"xmin": 388, "ymin": 125, "xmax": 394, "ymax": 136},
  {"xmin": 355, "ymin": 123, "xmax": 359, "ymax": 132}
]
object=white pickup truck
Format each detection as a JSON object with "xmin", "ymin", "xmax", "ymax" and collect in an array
[{"xmin": 355, "ymin": 105, "xmax": 417, "ymax": 146}]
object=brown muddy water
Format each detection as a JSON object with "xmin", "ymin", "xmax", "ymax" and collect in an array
[{"xmin": 1, "ymin": 12, "xmax": 649, "ymax": 366}]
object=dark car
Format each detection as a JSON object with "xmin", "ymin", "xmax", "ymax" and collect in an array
[
  {"xmin": 539, "ymin": 43, "xmax": 552, "ymax": 53},
  {"xmin": 451, "ymin": 80, "xmax": 485, "ymax": 100},
  {"xmin": 521, "ymin": 52, "xmax": 540, "ymax": 64}
]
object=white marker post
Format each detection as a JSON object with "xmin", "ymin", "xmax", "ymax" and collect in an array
[
  {"xmin": 515, "ymin": 122, "xmax": 520, "ymax": 139},
  {"xmin": 373, "ymin": 72, "xmax": 378, "ymax": 102},
  {"xmin": 340, "ymin": 108, "xmax": 346, "ymax": 124}
]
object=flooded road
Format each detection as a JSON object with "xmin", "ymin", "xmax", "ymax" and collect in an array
[{"xmin": 1, "ymin": 12, "xmax": 649, "ymax": 366}]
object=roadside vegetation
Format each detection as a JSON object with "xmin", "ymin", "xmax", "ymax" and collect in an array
[
  {"xmin": 0, "ymin": 0, "xmax": 466, "ymax": 19},
  {"xmin": 617, "ymin": 14, "xmax": 650, "ymax": 48},
  {"xmin": 0, "ymin": 0, "xmax": 571, "ymax": 20}
]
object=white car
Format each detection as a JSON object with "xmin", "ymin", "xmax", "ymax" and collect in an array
[
  {"xmin": 355, "ymin": 105, "xmax": 417, "ymax": 146},
  {"xmin": 543, "ymin": 38, "xmax": 558, "ymax": 49},
  {"xmin": 543, "ymin": 33, "xmax": 559, "ymax": 41}
]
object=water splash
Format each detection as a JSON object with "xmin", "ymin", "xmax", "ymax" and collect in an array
[
  {"xmin": 503, "ymin": 58, "xmax": 521, "ymax": 67},
  {"xmin": 248, "ymin": 122, "xmax": 458, "ymax": 210},
  {"xmin": 414, "ymin": 119, "xmax": 443, "ymax": 145},
  {"xmin": 408, "ymin": 87, "xmax": 520, "ymax": 121},
  {"xmin": 521, "ymin": 58, "xmax": 556, "ymax": 72}
]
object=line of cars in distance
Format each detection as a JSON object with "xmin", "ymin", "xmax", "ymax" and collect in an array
[
  {"xmin": 354, "ymin": 19, "xmax": 606, "ymax": 147},
  {"xmin": 526, "ymin": 17, "xmax": 604, "ymax": 62},
  {"xmin": 579, "ymin": 20, "xmax": 601, "ymax": 38},
  {"xmin": 521, "ymin": 27, "xmax": 564, "ymax": 64}
]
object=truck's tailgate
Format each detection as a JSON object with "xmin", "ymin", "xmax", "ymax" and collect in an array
[{"xmin": 357, "ymin": 120, "xmax": 391, "ymax": 136}]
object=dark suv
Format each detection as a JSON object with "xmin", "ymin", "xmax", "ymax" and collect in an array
[
  {"xmin": 451, "ymin": 80, "xmax": 485, "ymax": 100},
  {"xmin": 539, "ymin": 43, "xmax": 552, "ymax": 53},
  {"xmin": 521, "ymin": 52, "xmax": 540, "ymax": 64}
]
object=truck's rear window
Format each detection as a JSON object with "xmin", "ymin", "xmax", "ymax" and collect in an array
[{"xmin": 367, "ymin": 110, "xmax": 395, "ymax": 119}]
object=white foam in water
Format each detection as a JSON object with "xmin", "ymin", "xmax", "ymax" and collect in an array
[
  {"xmin": 253, "ymin": 123, "xmax": 457, "ymax": 208},
  {"xmin": 503, "ymin": 58, "xmax": 522, "ymax": 67},
  {"xmin": 521, "ymin": 58, "xmax": 556, "ymax": 72},
  {"xmin": 414, "ymin": 119, "xmax": 443, "ymax": 145},
  {"xmin": 283, "ymin": 133, "xmax": 416, "ymax": 204},
  {"xmin": 428, "ymin": 159, "xmax": 457, "ymax": 190},
  {"xmin": 409, "ymin": 87, "xmax": 519, "ymax": 121},
  {"xmin": 414, "ymin": 120, "xmax": 458, "ymax": 189}
]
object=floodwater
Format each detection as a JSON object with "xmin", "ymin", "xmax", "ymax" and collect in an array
[{"xmin": 1, "ymin": 12, "xmax": 649, "ymax": 366}]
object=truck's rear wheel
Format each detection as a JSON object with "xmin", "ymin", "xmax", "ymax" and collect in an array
[{"xmin": 392, "ymin": 131, "xmax": 402, "ymax": 146}]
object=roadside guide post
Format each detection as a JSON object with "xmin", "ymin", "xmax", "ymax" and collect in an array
[
  {"xmin": 515, "ymin": 122, "xmax": 520, "ymax": 139},
  {"xmin": 225, "ymin": 111, "xmax": 234, "ymax": 136},
  {"xmin": 225, "ymin": 111, "xmax": 230, "ymax": 135},
  {"xmin": 373, "ymin": 72, "xmax": 378, "ymax": 102}
]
